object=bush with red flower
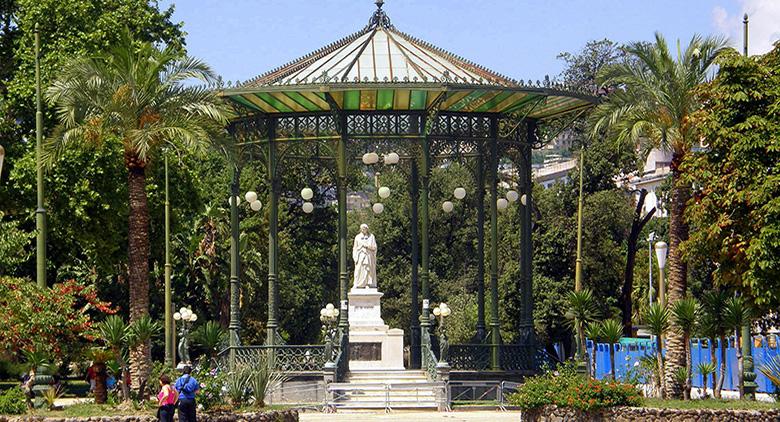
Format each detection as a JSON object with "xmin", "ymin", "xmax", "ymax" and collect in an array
[
  {"xmin": 509, "ymin": 361, "xmax": 643, "ymax": 411},
  {"xmin": 0, "ymin": 277, "xmax": 114, "ymax": 360}
]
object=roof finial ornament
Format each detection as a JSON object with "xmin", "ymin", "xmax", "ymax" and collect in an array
[{"xmin": 366, "ymin": 0, "xmax": 393, "ymax": 30}]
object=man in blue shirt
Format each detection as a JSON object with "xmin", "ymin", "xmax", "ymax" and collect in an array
[{"xmin": 174, "ymin": 366, "xmax": 200, "ymax": 422}]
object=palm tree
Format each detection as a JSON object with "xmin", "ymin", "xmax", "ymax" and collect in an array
[
  {"xmin": 565, "ymin": 289, "xmax": 598, "ymax": 363},
  {"xmin": 700, "ymin": 290, "xmax": 730, "ymax": 398},
  {"xmin": 670, "ymin": 298, "xmax": 699, "ymax": 399},
  {"xmin": 194, "ymin": 320, "xmax": 228, "ymax": 363},
  {"xmin": 45, "ymin": 31, "xmax": 226, "ymax": 393},
  {"xmin": 584, "ymin": 322, "xmax": 602, "ymax": 378},
  {"xmin": 697, "ymin": 362, "xmax": 716, "ymax": 399},
  {"xmin": 97, "ymin": 315, "xmax": 131, "ymax": 401},
  {"xmin": 724, "ymin": 296, "xmax": 751, "ymax": 399},
  {"xmin": 598, "ymin": 319, "xmax": 624, "ymax": 380},
  {"xmin": 590, "ymin": 33, "xmax": 728, "ymax": 398},
  {"xmin": 645, "ymin": 303, "xmax": 670, "ymax": 397},
  {"xmin": 126, "ymin": 315, "xmax": 161, "ymax": 398}
]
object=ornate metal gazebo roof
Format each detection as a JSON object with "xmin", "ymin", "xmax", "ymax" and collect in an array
[{"xmin": 220, "ymin": 1, "xmax": 596, "ymax": 119}]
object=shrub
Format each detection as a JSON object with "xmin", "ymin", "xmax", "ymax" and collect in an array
[
  {"xmin": 0, "ymin": 387, "xmax": 28, "ymax": 415},
  {"xmin": 508, "ymin": 361, "xmax": 642, "ymax": 411}
]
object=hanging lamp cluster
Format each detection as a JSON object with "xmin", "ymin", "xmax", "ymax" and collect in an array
[{"xmin": 362, "ymin": 150, "xmax": 400, "ymax": 214}]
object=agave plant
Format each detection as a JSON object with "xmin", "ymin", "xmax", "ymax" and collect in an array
[
  {"xmin": 247, "ymin": 351, "xmax": 288, "ymax": 407},
  {"xmin": 644, "ymin": 303, "xmax": 670, "ymax": 398},
  {"xmin": 224, "ymin": 366, "xmax": 251, "ymax": 406},
  {"xmin": 598, "ymin": 319, "xmax": 624, "ymax": 380},
  {"xmin": 671, "ymin": 298, "xmax": 699, "ymax": 399},
  {"xmin": 759, "ymin": 355, "xmax": 780, "ymax": 396},
  {"xmin": 194, "ymin": 321, "xmax": 228, "ymax": 361},
  {"xmin": 696, "ymin": 362, "xmax": 717, "ymax": 399},
  {"xmin": 41, "ymin": 385, "xmax": 64, "ymax": 411}
]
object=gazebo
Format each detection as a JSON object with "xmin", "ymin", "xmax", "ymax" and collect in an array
[{"xmin": 218, "ymin": 1, "xmax": 596, "ymax": 381}]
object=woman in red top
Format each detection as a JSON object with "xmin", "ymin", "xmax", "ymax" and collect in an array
[{"xmin": 156, "ymin": 374, "xmax": 177, "ymax": 422}]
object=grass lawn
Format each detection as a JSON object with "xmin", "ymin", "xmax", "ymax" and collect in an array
[{"xmin": 643, "ymin": 398, "xmax": 778, "ymax": 410}]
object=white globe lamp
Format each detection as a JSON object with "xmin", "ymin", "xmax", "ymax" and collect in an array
[
  {"xmin": 245, "ymin": 191, "xmax": 257, "ymax": 203},
  {"xmin": 302, "ymin": 202, "xmax": 314, "ymax": 213},
  {"xmin": 250, "ymin": 200, "xmax": 262, "ymax": 211},
  {"xmin": 372, "ymin": 203, "xmax": 384, "ymax": 214},
  {"xmin": 442, "ymin": 201, "xmax": 454, "ymax": 213},
  {"xmin": 378, "ymin": 186, "xmax": 391, "ymax": 199},
  {"xmin": 497, "ymin": 198, "xmax": 509, "ymax": 210},
  {"xmin": 301, "ymin": 187, "xmax": 314, "ymax": 200},
  {"xmin": 506, "ymin": 190, "xmax": 519, "ymax": 203},
  {"xmin": 453, "ymin": 187, "xmax": 466, "ymax": 200}
]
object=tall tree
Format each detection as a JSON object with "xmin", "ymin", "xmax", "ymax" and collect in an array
[
  {"xmin": 684, "ymin": 46, "xmax": 780, "ymax": 312},
  {"xmin": 44, "ymin": 31, "xmax": 225, "ymax": 393},
  {"xmin": 590, "ymin": 33, "xmax": 728, "ymax": 398}
]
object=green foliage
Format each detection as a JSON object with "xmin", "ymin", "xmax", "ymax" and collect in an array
[
  {"xmin": 0, "ymin": 277, "xmax": 113, "ymax": 359},
  {"xmin": 683, "ymin": 45, "xmax": 780, "ymax": 312},
  {"xmin": 0, "ymin": 212, "xmax": 33, "ymax": 276},
  {"xmin": 126, "ymin": 315, "xmax": 161, "ymax": 347},
  {"xmin": 193, "ymin": 321, "xmax": 227, "ymax": 358},
  {"xmin": 0, "ymin": 387, "xmax": 27, "ymax": 415},
  {"xmin": 565, "ymin": 289, "xmax": 598, "ymax": 327},
  {"xmin": 97, "ymin": 315, "xmax": 129, "ymax": 349},
  {"xmin": 697, "ymin": 361, "xmax": 716, "ymax": 378},
  {"xmin": 758, "ymin": 355, "xmax": 780, "ymax": 394},
  {"xmin": 644, "ymin": 303, "xmax": 670, "ymax": 337},
  {"xmin": 699, "ymin": 290, "xmax": 729, "ymax": 339},
  {"xmin": 41, "ymin": 385, "xmax": 64, "ymax": 411},
  {"xmin": 670, "ymin": 298, "xmax": 699, "ymax": 336},
  {"xmin": 508, "ymin": 361, "xmax": 642, "ymax": 411},
  {"xmin": 597, "ymin": 320, "xmax": 623, "ymax": 345},
  {"xmin": 190, "ymin": 367, "xmax": 226, "ymax": 411},
  {"xmin": 223, "ymin": 366, "xmax": 250, "ymax": 406},
  {"xmin": 723, "ymin": 297, "xmax": 751, "ymax": 332}
]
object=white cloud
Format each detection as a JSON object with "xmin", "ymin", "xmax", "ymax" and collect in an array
[{"xmin": 712, "ymin": 0, "xmax": 780, "ymax": 54}]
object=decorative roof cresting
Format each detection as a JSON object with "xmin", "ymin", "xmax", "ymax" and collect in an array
[
  {"xmin": 366, "ymin": 0, "xmax": 394, "ymax": 30},
  {"xmin": 241, "ymin": 0, "xmax": 521, "ymax": 88}
]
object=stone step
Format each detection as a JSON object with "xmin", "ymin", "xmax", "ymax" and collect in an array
[{"xmin": 331, "ymin": 402, "xmax": 438, "ymax": 409}]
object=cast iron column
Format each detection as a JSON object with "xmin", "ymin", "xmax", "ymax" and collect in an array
[
  {"xmin": 519, "ymin": 121, "xmax": 536, "ymax": 346},
  {"xmin": 475, "ymin": 148, "xmax": 486, "ymax": 342},
  {"xmin": 409, "ymin": 159, "xmax": 421, "ymax": 369},
  {"xmin": 419, "ymin": 120, "xmax": 432, "ymax": 365},
  {"xmin": 488, "ymin": 119, "xmax": 501, "ymax": 370},
  {"xmin": 266, "ymin": 118, "xmax": 280, "ymax": 346},
  {"xmin": 228, "ymin": 163, "xmax": 241, "ymax": 365},
  {"xmin": 337, "ymin": 113, "xmax": 350, "ymax": 336},
  {"xmin": 34, "ymin": 24, "xmax": 47, "ymax": 288}
]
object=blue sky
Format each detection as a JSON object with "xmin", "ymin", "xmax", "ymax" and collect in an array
[{"xmin": 159, "ymin": 0, "xmax": 779, "ymax": 83}]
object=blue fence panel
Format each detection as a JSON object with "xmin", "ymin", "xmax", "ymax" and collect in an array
[{"xmin": 589, "ymin": 335, "xmax": 780, "ymax": 394}]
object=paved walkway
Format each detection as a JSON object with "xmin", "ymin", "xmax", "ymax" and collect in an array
[{"xmin": 299, "ymin": 410, "xmax": 522, "ymax": 422}]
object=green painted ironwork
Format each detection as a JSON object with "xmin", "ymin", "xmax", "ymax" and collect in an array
[
  {"xmin": 474, "ymin": 148, "xmax": 486, "ymax": 341},
  {"xmin": 34, "ymin": 24, "xmax": 46, "ymax": 288},
  {"xmin": 266, "ymin": 119, "xmax": 280, "ymax": 347},
  {"xmin": 519, "ymin": 122, "xmax": 536, "ymax": 345},
  {"xmin": 228, "ymin": 164, "xmax": 241, "ymax": 367},
  {"xmin": 220, "ymin": 345, "xmax": 331, "ymax": 373},
  {"xmin": 488, "ymin": 119, "xmax": 500, "ymax": 370},
  {"xmin": 409, "ymin": 159, "xmax": 421, "ymax": 369}
]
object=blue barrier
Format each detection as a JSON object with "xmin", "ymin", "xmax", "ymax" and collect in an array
[{"xmin": 587, "ymin": 336, "xmax": 780, "ymax": 394}]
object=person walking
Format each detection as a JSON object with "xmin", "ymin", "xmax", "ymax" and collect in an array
[
  {"xmin": 174, "ymin": 366, "xmax": 199, "ymax": 422},
  {"xmin": 157, "ymin": 374, "xmax": 177, "ymax": 422}
]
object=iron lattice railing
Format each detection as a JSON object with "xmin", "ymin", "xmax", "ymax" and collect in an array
[
  {"xmin": 449, "ymin": 344, "xmax": 558, "ymax": 372},
  {"xmin": 219, "ymin": 345, "xmax": 330, "ymax": 373}
]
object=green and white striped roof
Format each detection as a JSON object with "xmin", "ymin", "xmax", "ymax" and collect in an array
[{"xmin": 221, "ymin": 1, "xmax": 596, "ymax": 119}]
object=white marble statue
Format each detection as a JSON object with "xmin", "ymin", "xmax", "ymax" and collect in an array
[{"xmin": 352, "ymin": 224, "xmax": 377, "ymax": 289}]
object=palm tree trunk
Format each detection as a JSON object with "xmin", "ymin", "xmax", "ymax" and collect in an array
[
  {"xmin": 663, "ymin": 163, "xmax": 690, "ymax": 399},
  {"xmin": 735, "ymin": 333, "xmax": 744, "ymax": 399},
  {"xmin": 684, "ymin": 336, "xmax": 692, "ymax": 400},
  {"xmin": 94, "ymin": 362, "xmax": 108, "ymax": 404},
  {"xmin": 716, "ymin": 336, "xmax": 726, "ymax": 398},
  {"xmin": 609, "ymin": 345, "xmax": 616, "ymax": 380},
  {"xmin": 656, "ymin": 336, "xmax": 665, "ymax": 398},
  {"xmin": 709, "ymin": 337, "xmax": 718, "ymax": 399},
  {"xmin": 127, "ymin": 162, "xmax": 151, "ymax": 396},
  {"xmin": 113, "ymin": 349, "xmax": 131, "ymax": 401}
]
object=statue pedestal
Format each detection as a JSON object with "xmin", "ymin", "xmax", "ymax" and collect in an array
[{"xmin": 348, "ymin": 288, "xmax": 405, "ymax": 370}]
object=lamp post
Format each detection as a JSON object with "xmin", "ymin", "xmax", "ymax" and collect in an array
[
  {"xmin": 432, "ymin": 302, "xmax": 451, "ymax": 365},
  {"xmin": 34, "ymin": 24, "xmax": 47, "ymax": 288},
  {"xmin": 647, "ymin": 232, "xmax": 655, "ymax": 307},
  {"xmin": 173, "ymin": 307, "xmax": 198, "ymax": 367},
  {"xmin": 164, "ymin": 152, "xmax": 173, "ymax": 365},
  {"xmin": 654, "ymin": 241, "xmax": 668, "ymax": 308},
  {"xmin": 320, "ymin": 303, "xmax": 340, "ymax": 366}
]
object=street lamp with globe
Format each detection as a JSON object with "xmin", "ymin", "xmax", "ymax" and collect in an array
[
  {"xmin": 320, "ymin": 304, "xmax": 340, "ymax": 364},
  {"xmin": 432, "ymin": 303, "xmax": 452, "ymax": 364},
  {"xmin": 173, "ymin": 307, "xmax": 198, "ymax": 366}
]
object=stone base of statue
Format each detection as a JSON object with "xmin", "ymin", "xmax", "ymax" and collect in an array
[{"xmin": 348, "ymin": 287, "xmax": 405, "ymax": 370}]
